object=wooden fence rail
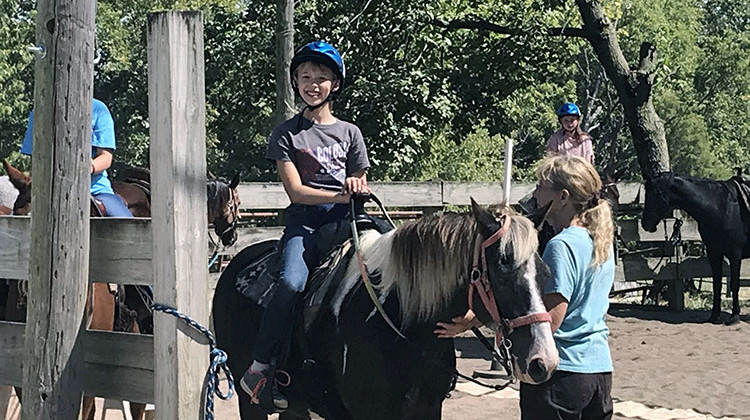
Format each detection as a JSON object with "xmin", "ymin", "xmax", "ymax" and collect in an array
[{"xmin": 234, "ymin": 181, "xmax": 644, "ymax": 210}]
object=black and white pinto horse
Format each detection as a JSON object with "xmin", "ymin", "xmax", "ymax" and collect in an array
[
  {"xmin": 642, "ymin": 172, "xmax": 750, "ymax": 325},
  {"xmin": 213, "ymin": 201, "xmax": 558, "ymax": 419}
]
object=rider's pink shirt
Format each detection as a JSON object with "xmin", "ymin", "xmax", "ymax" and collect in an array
[{"xmin": 546, "ymin": 129, "xmax": 594, "ymax": 163}]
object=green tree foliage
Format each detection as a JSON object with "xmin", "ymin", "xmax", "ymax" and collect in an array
[
  {"xmin": 0, "ymin": 0, "xmax": 34, "ymax": 168},
  {"xmin": 0, "ymin": 0, "xmax": 746, "ymax": 183}
]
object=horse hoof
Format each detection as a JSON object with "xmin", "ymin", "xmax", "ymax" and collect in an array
[
  {"xmin": 724, "ymin": 315, "xmax": 741, "ymax": 326},
  {"xmin": 708, "ymin": 314, "xmax": 721, "ymax": 324}
]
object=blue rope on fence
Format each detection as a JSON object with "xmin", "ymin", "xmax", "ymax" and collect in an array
[
  {"xmin": 151, "ymin": 303, "xmax": 235, "ymax": 420},
  {"xmin": 208, "ymin": 250, "xmax": 221, "ymax": 269}
]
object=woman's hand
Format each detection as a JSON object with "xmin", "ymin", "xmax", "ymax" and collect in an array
[{"xmin": 434, "ymin": 310, "xmax": 481, "ymax": 338}]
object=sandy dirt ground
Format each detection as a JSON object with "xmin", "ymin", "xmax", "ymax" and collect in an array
[{"xmin": 3, "ymin": 305, "xmax": 749, "ymax": 419}]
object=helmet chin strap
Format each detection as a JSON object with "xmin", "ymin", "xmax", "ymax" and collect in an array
[{"xmin": 305, "ymin": 97, "xmax": 331, "ymax": 111}]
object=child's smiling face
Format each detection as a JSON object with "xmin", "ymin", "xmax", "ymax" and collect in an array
[{"xmin": 295, "ymin": 61, "xmax": 340, "ymax": 107}]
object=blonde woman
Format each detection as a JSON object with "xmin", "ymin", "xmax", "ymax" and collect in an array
[{"xmin": 522, "ymin": 155, "xmax": 615, "ymax": 419}]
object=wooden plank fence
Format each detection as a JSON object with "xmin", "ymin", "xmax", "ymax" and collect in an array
[{"xmin": 0, "ymin": 11, "xmax": 208, "ymax": 418}]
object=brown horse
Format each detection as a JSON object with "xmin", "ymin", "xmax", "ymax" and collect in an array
[{"xmin": 0, "ymin": 159, "xmax": 241, "ymax": 418}]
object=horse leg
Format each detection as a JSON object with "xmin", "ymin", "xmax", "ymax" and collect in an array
[
  {"xmin": 81, "ymin": 396, "xmax": 96, "ymax": 420},
  {"xmin": 707, "ymin": 253, "xmax": 724, "ymax": 323},
  {"xmin": 725, "ymin": 257, "xmax": 742, "ymax": 325},
  {"xmin": 81, "ymin": 284, "xmax": 114, "ymax": 420},
  {"xmin": 130, "ymin": 402, "xmax": 147, "ymax": 420}
]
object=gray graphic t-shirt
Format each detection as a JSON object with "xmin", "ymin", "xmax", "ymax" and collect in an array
[{"xmin": 266, "ymin": 114, "xmax": 370, "ymax": 191}]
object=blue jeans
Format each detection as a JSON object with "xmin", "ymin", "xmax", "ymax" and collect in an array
[
  {"xmin": 253, "ymin": 203, "xmax": 349, "ymax": 364},
  {"xmin": 94, "ymin": 192, "xmax": 132, "ymax": 217}
]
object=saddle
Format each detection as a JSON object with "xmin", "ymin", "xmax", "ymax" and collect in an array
[
  {"xmin": 235, "ymin": 213, "xmax": 392, "ymax": 323},
  {"xmin": 90, "ymin": 197, "xmax": 106, "ymax": 217},
  {"xmin": 122, "ymin": 167, "xmax": 153, "ymax": 199}
]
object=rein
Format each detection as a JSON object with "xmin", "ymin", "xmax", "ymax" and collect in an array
[{"xmin": 349, "ymin": 194, "xmax": 405, "ymax": 339}]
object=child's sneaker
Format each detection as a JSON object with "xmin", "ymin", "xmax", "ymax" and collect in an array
[{"xmin": 239, "ymin": 367, "xmax": 289, "ymax": 412}]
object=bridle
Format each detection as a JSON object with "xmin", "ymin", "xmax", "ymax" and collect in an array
[
  {"xmin": 643, "ymin": 176, "xmax": 673, "ymax": 224},
  {"xmin": 467, "ymin": 214, "xmax": 552, "ymax": 380},
  {"xmin": 208, "ymin": 180, "xmax": 240, "ymax": 246},
  {"xmin": 207, "ymin": 181, "xmax": 240, "ymax": 267}
]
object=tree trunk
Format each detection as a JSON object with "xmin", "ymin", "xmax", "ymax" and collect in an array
[
  {"xmin": 576, "ymin": 0, "xmax": 670, "ymax": 178},
  {"xmin": 275, "ymin": 0, "xmax": 295, "ymax": 123}
]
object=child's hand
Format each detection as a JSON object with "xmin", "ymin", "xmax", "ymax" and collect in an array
[{"xmin": 343, "ymin": 177, "xmax": 370, "ymax": 195}]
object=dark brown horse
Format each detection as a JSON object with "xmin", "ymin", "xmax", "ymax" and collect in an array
[{"xmin": 0, "ymin": 159, "xmax": 241, "ymax": 418}]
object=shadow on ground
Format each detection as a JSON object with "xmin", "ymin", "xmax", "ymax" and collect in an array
[{"xmin": 608, "ymin": 303, "xmax": 750, "ymax": 324}]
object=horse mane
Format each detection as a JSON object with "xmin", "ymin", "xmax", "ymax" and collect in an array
[
  {"xmin": 0, "ymin": 176, "xmax": 19, "ymax": 209},
  {"xmin": 334, "ymin": 206, "xmax": 538, "ymax": 326}
]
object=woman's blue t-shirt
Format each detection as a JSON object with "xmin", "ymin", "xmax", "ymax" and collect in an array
[
  {"xmin": 21, "ymin": 99, "xmax": 116, "ymax": 196},
  {"xmin": 542, "ymin": 226, "xmax": 614, "ymax": 373}
]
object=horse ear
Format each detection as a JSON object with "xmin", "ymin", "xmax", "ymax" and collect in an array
[
  {"xmin": 529, "ymin": 200, "xmax": 553, "ymax": 230},
  {"xmin": 470, "ymin": 197, "xmax": 500, "ymax": 237},
  {"xmin": 2, "ymin": 159, "xmax": 30, "ymax": 190},
  {"xmin": 229, "ymin": 173, "xmax": 240, "ymax": 189}
]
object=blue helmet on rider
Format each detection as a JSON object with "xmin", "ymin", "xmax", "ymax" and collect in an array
[
  {"xmin": 556, "ymin": 103, "xmax": 581, "ymax": 118},
  {"xmin": 290, "ymin": 41, "xmax": 346, "ymax": 97}
]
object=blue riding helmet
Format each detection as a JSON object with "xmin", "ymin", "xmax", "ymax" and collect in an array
[
  {"xmin": 556, "ymin": 103, "xmax": 581, "ymax": 118},
  {"xmin": 290, "ymin": 41, "xmax": 346, "ymax": 92}
]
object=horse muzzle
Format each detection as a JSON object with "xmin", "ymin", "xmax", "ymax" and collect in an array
[
  {"xmin": 220, "ymin": 228, "xmax": 238, "ymax": 246},
  {"xmin": 513, "ymin": 322, "xmax": 558, "ymax": 384},
  {"xmin": 641, "ymin": 218, "xmax": 659, "ymax": 233}
]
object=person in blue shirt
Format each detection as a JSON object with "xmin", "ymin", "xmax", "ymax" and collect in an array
[
  {"xmin": 522, "ymin": 155, "xmax": 615, "ymax": 420},
  {"xmin": 21, "ymin": 98, "xmax": 132, "ymax": 217}
]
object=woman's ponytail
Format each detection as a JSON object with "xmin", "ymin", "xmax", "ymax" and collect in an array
[{"xmin": 579, "ymin": 199, "xmax": 614, "ymax": 267}]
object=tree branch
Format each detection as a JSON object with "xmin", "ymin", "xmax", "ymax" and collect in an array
[{"xmin": 432, "ymin": 17, "xmax": 589, "ymax": 39}]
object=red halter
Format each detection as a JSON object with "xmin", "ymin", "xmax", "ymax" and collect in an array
[{"xmin": 468, "ymin": 215, "xmax": 551, "ymax": 342}]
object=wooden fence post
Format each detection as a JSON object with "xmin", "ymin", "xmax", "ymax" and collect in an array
[
  {"xmin": 22, "ymin": 0, "xmax": 96, "ymax": 418},
  {"xmin": 148, "ymin": 11, "xmax": 209, "ymax": 419}
]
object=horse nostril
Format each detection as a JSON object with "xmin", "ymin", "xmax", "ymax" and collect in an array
[{"xmin": 528, "ymin": 358, "xmax": 548, "ymax": 382}]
